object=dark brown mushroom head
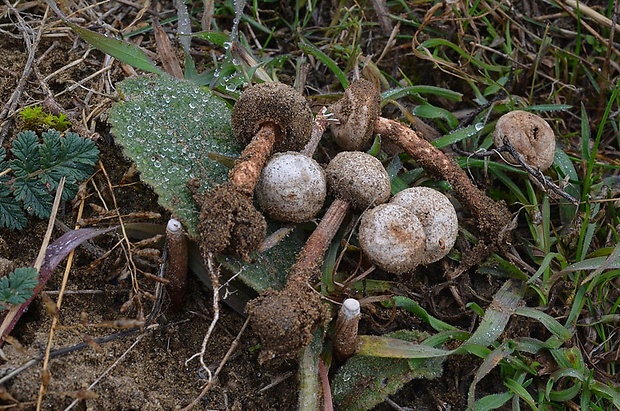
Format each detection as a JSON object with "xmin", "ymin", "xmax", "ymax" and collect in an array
[{"xmin": 232, "ymin": 82, "xmax": 313, "ymax": 153}]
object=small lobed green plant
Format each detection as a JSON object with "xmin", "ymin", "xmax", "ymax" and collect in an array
[
  {"xmin": 0, "ymin": 267, "xmax": 38, "ymax": 311},
  {"xmin": 0, "ymin": 129, "xmax": 99, "ymax": 230},
  {"xmin": 19, "ymin": 105, "xmax": 71, "ymax": 132}
]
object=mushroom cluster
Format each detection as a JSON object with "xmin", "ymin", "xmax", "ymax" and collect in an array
[{"xmin": 195, "ymin": 77, "xmax": 515, "ymax": 364}]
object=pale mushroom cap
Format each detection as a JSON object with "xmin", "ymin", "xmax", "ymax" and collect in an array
[
  {"xmin": 493, "ymin": 110, "xmax": 556, "ymax": 171},
  {"xmin": 325, "ymin": 151, "xmax": 391, "ymax": 210},
  {"xmin": 329, "ymin": 79, "xmax": 381, "ymax": 151},
  {"xmin": 391, "ymin": 187, "xmax": 458, "ymax": 264},
  {"xmin": 358, "ymin": 203, "xmax": 426, "ymax": 274},
  {"xmin": 255, "ymin": 152, "xmax": 326, "ymax": 222}
]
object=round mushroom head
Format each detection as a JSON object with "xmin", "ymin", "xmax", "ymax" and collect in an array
[
  {"xmin": 232, "ymin": 82, "xmax": 313, "ymax": 152},
  {"xmin": 390, "ymin": 187, "xmax": 458, "ymax": 264},
  {"xmin": 493, "ymin": 110, "xmax": 556, "ymax": 171},
  {"xmin": 325, "ymin": 151, "xmax": 391, "ymax": 210},
  {"xmin": 358, "ymin": 203, "xmax": 426, "ymax": 274},
  {"xmin": 329, "ymin": 79, "xmax": 381, "ymax": 151},
  {"xmin": 255, "ymin": 152, "xmax": 327, "ymax": 222}
]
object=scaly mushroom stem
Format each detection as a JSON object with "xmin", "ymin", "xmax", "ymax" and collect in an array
[
  {"xmin": 229, "ymin": 122, "xmax": 278, "ymax": 195},
  {"xmin": 246, "ymin": 198, "xmax": 350, "ymax": 362},
  {"xmin": 165, "ymin": 218, "xmax": 188, "ymax": 311},
  {"xmin": 334, "ymin": 298, "xmax": 361, "ymax": 360},
  {"xmin": 291, "ymin": 198, "xmax": 350, "ymax": 280},
  {"xmin": 374, "ymin": 116, "xmax": 512, "ymax": 244}
]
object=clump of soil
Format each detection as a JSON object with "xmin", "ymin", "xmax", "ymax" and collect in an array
[
  {"xmin": 246, "ymin": 274, "xmax": 328, "ymax": 364},
  {"xmin": 196, "ymin": 182, "xmax": 266, "ymax": 260}
]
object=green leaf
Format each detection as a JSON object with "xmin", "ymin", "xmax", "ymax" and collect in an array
[
  {"xmin": 12, "ymin": 178, "xmax": 52, "ymax": 218},
  {"xmin": 0, "ymin": 267, "xmax": 38, "ymax": 309},
  {"xmin": 466, "ymin": 280, "xmax": 525, "ymax": 346},
  {"xmin": 298, "ymin": 40, "xmax": 348, "ymax": 88},
  {"xmin": 468, "ymin": 341, "xmax": 516, "ymax": 410},
  {"xmin": 432, "ymin": 123, "xmax": 483, "ymax": 149},
  {"xmin": 38, "ymin": 130, "xmax": 99, "ymax": 200},
  {"xmin": 381, "ymin": 85, "xmax": 462, "ymax": 102},
  {"xmin": 110, "ymin": 75, "xmax": 240, "ymax": 238},
  {"xmin": 11, "ymin": 131, "xmax": 41, "ymax": 176},
  {"xmin": 388, "ymin": 296, "xmax": 457, "ymax": 332},
  {"xmin": 0, "ymin": 185, "xmax": 26, "ymax": 230},
  {"xmin": 515, "ymin": 307, "xmax": 573, "ymax": 342},
  {"xmin": 333, "ymin": 330, "xmax": 444, "ymax": 411},
  {"xmin": 67, "ymin": 22, "xmax": 166, "ymax": 76}
]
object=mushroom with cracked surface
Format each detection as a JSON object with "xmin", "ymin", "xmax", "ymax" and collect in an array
[
  {"xmin": 254, "ymin": 109, "xmax": 332, "ymax": 223},
  {"xmin": 493, "ymin": 110, "xmax": 556, "ymax": 171},
  {"xmin": 325, "ymin": 151, "xmax": 391, "ymax": 211},
  {"xmin": 197, "ymin": 82, "xmax": 313, "ymax": 259},
  {"xmin": 390, "ymin": 187, "xmax": 458, "ymax": 264}
]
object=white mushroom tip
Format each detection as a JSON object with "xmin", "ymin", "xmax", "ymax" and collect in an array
[
  {"xmin": 341, "ymin": 298, "xmax": 361, "ymax": 319},
  {"xmin": 167, "ymin": 218, "xmax": 183, "ymax": 232}
]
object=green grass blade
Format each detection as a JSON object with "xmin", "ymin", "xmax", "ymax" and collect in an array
[
  {"xmin": 381, "ymin": 86, "xmax": 462, "ymax": 102},
  {"xmin": 390, "ymin": 296, "xmax": 457, "ymax": 332},
  {"xmin": 466, "ymin": 280, "xmax": 525, "ymax": 346},
  {"xmin": 433, "ymin": 123, "xmax": 483, "ymax": 149},
  {"xmin": 67, "ymin": 23, "xmax": 165, "ymax": 75},
  {"xmin": 505, "ymin": 378, "xmax": 539, "ymax": 411},
  {"xmin": 468, "ymin": 341, "xmax": 515, "ymax": 410},
  {"xmin": 514, "ymin": 307, "xmax": 573, "ymax": 341},
  {"xmin": 473, "ymin": 392, "xmax": 513, "ymax": 411},
  {"xmin": 356, "ymin": 335, "xmax": 454, "ymax": 358},
  {"xmin": 298, "ymin": 40, "xmax": 348, "ymax": 88}
]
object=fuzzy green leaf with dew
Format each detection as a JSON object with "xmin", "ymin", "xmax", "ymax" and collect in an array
[{"xmin": 109, "ymin": 75, "xmax": 240, "ymax": 238}]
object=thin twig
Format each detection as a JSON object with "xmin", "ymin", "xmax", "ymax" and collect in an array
[
  {"xmin": 37, "ymin": 178, "xmax": 79, "ymax": 410},
  {"xmin": 184, "ymin": 252, "xmax": 220, "ymax": 381},
  {"xmin": 182, "ymin": 316, "xmax": 250, "ymax": 410}
]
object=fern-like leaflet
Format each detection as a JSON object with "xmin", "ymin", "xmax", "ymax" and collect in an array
[
  {"xmin": 0, "ymin": 267, "xmax": 38, "ymax": 311},
  {"xmin": 0, "ymin": 130, "xmax": 99, "ymax": 229}
]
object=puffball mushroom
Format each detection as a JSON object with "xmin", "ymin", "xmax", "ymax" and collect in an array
[
  {"xmin": 390, "ymin": 187, "xmax": 458, "ymax": 264},
  {"xmin": 358, "ymin": 203, "xmax": 426, "ymax": 274},
  {"xmin": 197, "ymin": 82, "xmax": 313, "ymax": 259},
  {"xmin": 255, "ymin": 151, "xmax": 326, "ymax": 222},
  {"xmin": 329, "ymin": 79, "xmax": 381, "ymax": 151},
  {"xmin": 493, "ymin": 110, "xmax": 556, "ymax": 171},
  {"xmin": 325, "ymin": 151, "xmax": 391, "ymax": 210}
]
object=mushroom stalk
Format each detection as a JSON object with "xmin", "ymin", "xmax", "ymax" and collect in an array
[
  {"xmin": 246, "ymin": 198, "xmax": 350, "ymax": 362},
  {"xmin": 165, "ymin": 218, "xmax": 188, "ymax": 311},
  {"xmin": 291, "ymin": 198, "xmax": 350, "ymax": 279},
  {"xmin": 334, "ymin": 298, "xmax": 361, "ymax": 360},
  {"xmin": 301, "ymin": 107, "xmax": 330, "ymax": 157},
  {"xmin": 229, "ymin": 122, "xmax": 278, "ymax": 194},
  {"xmin": 373, "ymin": 116, "xmax": 511, "ymax": 243},
  {"xmin": 197, "ymin": 83, "xmax": 312, "ymax": 259}
]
